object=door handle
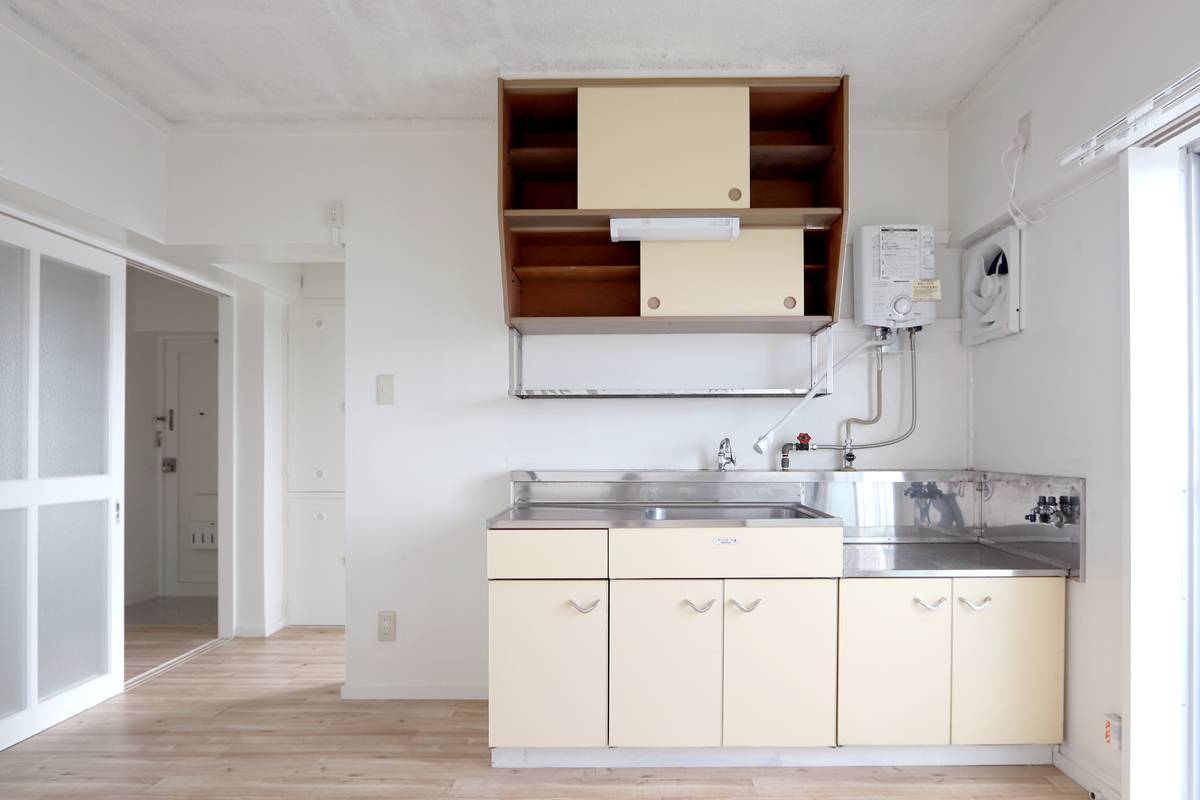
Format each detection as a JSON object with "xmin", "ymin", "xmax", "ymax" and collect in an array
[
  {"xmin": 684, "ymin": 598, "xmax": 716, "ymax": 613},
  {"xmin": 959, "ymin": 596, "xmax": 993, "ymax": 611},
  {"xmin": 913, "ymin": 596, "xmax": 948, "ymax": 611},
  {"xmin": 729, "ymin": 598, "xmax": 762, "ymax": 613},
  {"xmin": 568, "ymin": 599, "xmax": 601, "ymax": 614}
]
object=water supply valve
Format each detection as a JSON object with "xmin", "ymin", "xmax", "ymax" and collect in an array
[{"xmin": 796, "ymin": 433, "xmax": 812, "ymax": 451}]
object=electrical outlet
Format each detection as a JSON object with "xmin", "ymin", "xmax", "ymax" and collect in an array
[
  {"xmin": 1017, "ymin": 111, "xmax": 1033, "ymax": 152},
  {"xmin": 377, "ymin": 610, "xmax": 396, "ymax": 642},
  {"xmin": 375, "ymin": 374, "xmax": 394, "ymax": 406},
  {"xmin": 327, "ymin": 201, "xmax": 344, "ymax": 229}
]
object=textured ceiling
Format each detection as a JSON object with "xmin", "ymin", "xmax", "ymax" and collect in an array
[{"xmin": 3, "ymin": 0, "xmax": 1058, "ymax": 126}]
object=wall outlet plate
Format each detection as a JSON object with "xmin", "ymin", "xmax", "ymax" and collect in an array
[{"xmin": 378, "ymin": 610, "xmax": 397, "ymax": 642}]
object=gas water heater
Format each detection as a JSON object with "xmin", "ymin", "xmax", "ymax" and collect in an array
[{"xmin": 854, "ymin": 225, "xmax": 937, "ymax": 328}]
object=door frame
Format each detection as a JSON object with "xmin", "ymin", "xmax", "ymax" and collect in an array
[
  {"xmin": 126, "ymin": 264, "xmax": 236, "ymax": 641},
  {"xmin": 159, "ymin": 335, "xmax": 220, "ymax": 599}
]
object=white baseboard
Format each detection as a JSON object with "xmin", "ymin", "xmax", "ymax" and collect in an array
[
  {"xmin": 1053, "ymin": 746, "xmax": 1121, "ymax": 799},
  {"xmin": 340, "ymin": 684, "xmax": 488, "ymax": 700},
  {"xmin": 491, "ymin": 744, "xmax": 1055, "ymax": 769},
  {"xmin": 124, "ymin": 590, "xmax": 159, "ymax": 606}
]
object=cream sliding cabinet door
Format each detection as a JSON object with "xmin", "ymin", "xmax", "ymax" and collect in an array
[
  {"xmin": 488, "ymin": 580, "xmax": 608, "ymax": 747},
  {"xmin": 723, "ymin": 579, "xmax": 837, "ymax": 746},
  {"xmin": 838, "ymin": 578, "xmax": 952, "ymax": 745},
  {"xmin": 0, "ymin": 215, "xmax": 125, "ymax": 751},
  {"xmin": 577, "ymin": 86, "xmax": 750, "ymax": 210},
  {"xmin": 609, "ymin": 579, "xmax": 724, "ymax": 747},
  {"xmin": 640, "ymin": 229, "xmax": 806, "ymax": 317},
  {"xmin": 951, "ymin": 577, "xmax": 1065, "ymax": 744}
]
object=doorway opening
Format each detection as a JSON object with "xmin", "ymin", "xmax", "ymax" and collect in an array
[{"xmin": 124, "ymin": 266, "xmax": 221, "ymax": 682}]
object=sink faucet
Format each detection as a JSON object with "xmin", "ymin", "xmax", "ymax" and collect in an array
[{"xmin": 716, "ymin": 438, "xmax": 736, "ymax": 471}]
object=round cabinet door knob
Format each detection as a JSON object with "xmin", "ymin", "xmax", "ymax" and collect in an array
[
  {"xmin": 314, "ymin": 468, "xmax": 325, "ymax": 479},
  {"xmin": 728, "ymin": 187, "xmax": 742, "ymax": 201},
  {"xmin": 783, "ymin": 296, "xmax": 797, "ymax": 309},
  {"xmin": 647, "ymin": 296, "xmax": 661, "ymax": 310},
  {"xmin": 315, "ymin": 318, "xmax": 326, "ymax": 329},
  {"xmin": 893, "ymin": 296, "xmax": 913, "ymax": 315},
  {"xmin": 316, "ymin": 512, "xmax": 326, "ymax": 521}
]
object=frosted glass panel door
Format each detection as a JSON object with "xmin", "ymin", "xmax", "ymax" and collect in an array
[{"xmin": 0, "ymin": 215, "xmax": 124, "ymax": 751}]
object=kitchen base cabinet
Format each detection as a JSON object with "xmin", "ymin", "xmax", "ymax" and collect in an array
[
  {"xmin": 723, "ymin": 579, "xmax": 837, "ymax": 746},
  {"xmin": 609, "ymin": 579, "xmax": 724, "ymax": 747},
  {"xmin": 838, "ymin": 578, "xmax": 952, "ymax": 746},
  {"xmin": 952, "ymin": 577, "xmax": 1065, "ymax": 744},
  {"xmin": 488, "ymin": 580, "xmax": 608, "ymax": 747}
]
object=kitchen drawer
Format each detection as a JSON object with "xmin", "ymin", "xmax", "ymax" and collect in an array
[
  {"xmin": 641, "ymin": 229, "xmax": 805, "ymax": 317},
  {"xmin": 609, "ymin": 527, "xmax": 841, "ymax": 578},
  {"xmin": 486, "ymin": 529, "xmax": 608, "ymax": 578}
]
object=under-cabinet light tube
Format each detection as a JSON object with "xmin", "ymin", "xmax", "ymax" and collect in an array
[{"xmin": 610, "ymin": 217, "xmax": 740, "ymax": 242}]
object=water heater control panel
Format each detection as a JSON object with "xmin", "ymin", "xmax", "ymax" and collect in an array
[{"xmin": 854, "ymin": 225, "xmax": 938, "ymax": 329}]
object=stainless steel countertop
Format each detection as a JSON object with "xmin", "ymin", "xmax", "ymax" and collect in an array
[
  {"xmin": 487, "ymin": 504, "xmax": 1068, "ymax": 577},
  {"xmin": 843, "ymin": 542, "xmax": 1068, "ymax": 577},
  {"xmin": 486, "ymin": 503, "xmax": 842, "ymax": 529}
]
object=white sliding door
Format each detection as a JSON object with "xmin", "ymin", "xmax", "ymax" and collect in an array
[{"xmin": 0, "ymin": 215, "xmax": 125, "ymax": 750}]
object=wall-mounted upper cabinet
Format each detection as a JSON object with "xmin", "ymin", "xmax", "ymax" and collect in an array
[
  {"xmin": 497, "ymin": 76, "xmax": 848, "ymax": 335},
  {"xmin": 577, "ymin": 86, "xmax": 750, "ymax": 210}
]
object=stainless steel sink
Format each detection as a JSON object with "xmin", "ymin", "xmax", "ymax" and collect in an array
[{"xmin": 640, "ymin": 503, "xmax": 818, "ymax": 521}]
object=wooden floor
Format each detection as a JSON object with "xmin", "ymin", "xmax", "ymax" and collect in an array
[
  {"xmin": 125, "ymin": 625, "xmax": 218, "ymax": 681},
  {"xmin": 1, "ymin": 628, "xmax": 1086, "ymax": 799}
]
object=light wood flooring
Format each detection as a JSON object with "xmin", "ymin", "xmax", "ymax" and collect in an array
[
  {"xmin": 124, "ymin": 624, "xmax": 218, "ymax": 681},
  {"xmin": 1, "ymin": 628, "xmax": 1087, "ymax": 799}
]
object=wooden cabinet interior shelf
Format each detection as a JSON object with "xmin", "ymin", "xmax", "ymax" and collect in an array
[{"xmin": 498, "ymin": 76, "xmax": 848, "ymax": 333}]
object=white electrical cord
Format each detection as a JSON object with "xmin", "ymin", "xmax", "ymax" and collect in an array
[
  {"xmin": 1001, "ymin": 139, "xmax": 1046, "ymax": 228},
  {"xmin": 752, "ymin": 332, "xmax": 894, "ymax": 455}
]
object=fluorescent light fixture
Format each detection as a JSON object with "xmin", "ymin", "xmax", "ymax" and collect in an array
[{"xmin": 610, "ymin": 217, "xmax": 740, "ymax": 242}]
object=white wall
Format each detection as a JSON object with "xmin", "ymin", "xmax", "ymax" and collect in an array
[
  {"xmin": 168, "ymin": 121, "xmax": 969, "ymax": 696},
  {"xmin": 948, "ymin": 0, "xmax": 1200, "ymax": 795},
  {"xmin": 124, "ymin": 270, "xmax": 219, "ymax": 604},
  {"xmin": 0, "ymin": 22, "xmax": 167, "ymax": 240},
  {"xmin": 232, "ymin": 278, "xmax": 289, "ymax": 637}
]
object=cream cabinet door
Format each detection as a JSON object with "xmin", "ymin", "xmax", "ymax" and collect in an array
[
  {"xmin": 488, "ymin": 580, "xmax": 608, "ymax": 747},
  {"xmin": 838, "ymin": 578, "xmax": 952, "ymax": 745},
  {"xmin": 724, "ymin": 580, "xmax": 837, "ymax": 746},
  {"xmin": 609, "ymin": 579, "xmax": 723, "ymax": 746},
  {"xmin": 577, "ymin": 86, "xmax": 750, "ymax": 210},
  {"xmin": 640, "ymin": 229, "xmax": 806, "ymax": 317},
  {"xmin": 951, "ymin": 577, "xmax": 1065, "ymax": 744}
]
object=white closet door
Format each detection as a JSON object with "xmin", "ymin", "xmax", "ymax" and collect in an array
[
  {"xmin": 0, "ymin": 215, "xmax": 125, "ymax": 750},
  {"xmin": 287, "ymin": 305, "xmax": 344, "ymax": 492}
]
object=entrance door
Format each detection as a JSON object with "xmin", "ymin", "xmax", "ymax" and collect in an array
[
  {"xmin": 0, "ymin": 215, "xmax": 125, "ymax": 750},
  {"xmin": 162, "ymin": 339, "xmax": 218, "ymax": 596}
]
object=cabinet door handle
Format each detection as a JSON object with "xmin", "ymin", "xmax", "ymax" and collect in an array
[
  {"xmin": 913, "ymin": 596, "xmax": 948, "ymax": 611},
  {"xmin": 568, "ymin": 599, "xmax": 601, "ymax": 614},
  {"xmin": 730, "ymin": 598, "xmax": 762, "ymax": 613},
  {"xmin": 684, "ymin": 598, "xmax": 716, "ymax": 613},
  {"xmin": 959, "ymin": 596, "xmax": 993, "ymax": 611}
]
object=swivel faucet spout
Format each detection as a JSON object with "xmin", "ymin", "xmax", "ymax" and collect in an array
[{"xmin": 716, "ymin": 438, "xmax": 736, "ymax": 471}]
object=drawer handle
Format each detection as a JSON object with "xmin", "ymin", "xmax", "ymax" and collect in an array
[
  {"xmin": 730, "ymin": 598, "xmax": 762, "ymax": 613},
  {"xmin": 684, "ymin": 599, "xmax": 716, "ymax": 613},
  {"xmin": 568, "ymin": 599, "xmax": 601, "ymax": 614},
  {"xmin": 913, "ymin": 596, "xmax": 948, "ymax": 611},
  {"xmin": 959, "ymin": 596, "xmax": 993, "ymax": 612}
]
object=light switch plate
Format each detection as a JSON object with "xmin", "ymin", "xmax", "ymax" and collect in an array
[
  {"xmin": 375, "ymin": 374, "xmax": 395, "ymax": 405},
  {"xmin": 378, "ymin": 610, "xmax": 396, "ymax": 642}
]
